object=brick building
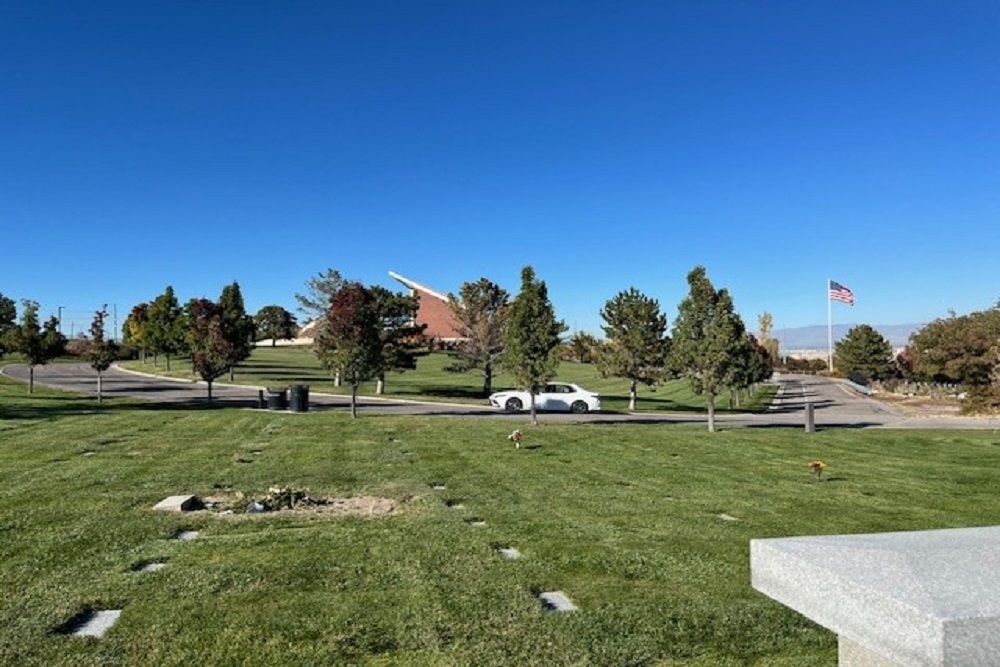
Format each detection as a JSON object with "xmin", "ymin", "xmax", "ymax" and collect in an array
[{"xmin": 388, "ymin": 271, "xmax": 464, "ymax": 342}]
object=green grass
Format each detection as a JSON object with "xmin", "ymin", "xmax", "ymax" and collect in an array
[
  {"xmin": 4, "ymin": 376, "xmax": 1000, "ymax": 665},
  {"xmin": 119, "ymin": 348, "xmax": 776, "ymax": 413}
]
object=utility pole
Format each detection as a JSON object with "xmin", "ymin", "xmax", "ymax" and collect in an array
[{"xmin": 58, "ymin": 306, "xmax": 64, "ymax": 335}]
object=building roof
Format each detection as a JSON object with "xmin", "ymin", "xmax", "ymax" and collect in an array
[{"xmin": 387, "ymin": 271, "xmax": 449, "ymax": 302}]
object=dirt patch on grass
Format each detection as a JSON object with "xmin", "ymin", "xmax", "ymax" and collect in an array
[{"xmin": 203, "ymin": 494, "xmax": 397, "ymax": 517}]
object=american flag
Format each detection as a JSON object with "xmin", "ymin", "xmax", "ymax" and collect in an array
[{"xmin": 829, "ymin": 280, "xmax": 855, "ymax": 305}]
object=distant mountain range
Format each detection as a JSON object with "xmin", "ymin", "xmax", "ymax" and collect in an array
[{"xmin": 771, "ymin": 323, "xmax": 923, "ymax": 351}]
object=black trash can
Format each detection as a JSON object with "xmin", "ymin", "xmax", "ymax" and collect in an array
[
  {"xmin": 265, "ymin": 387, "xmax": 288, "ymax": 410},
  {"xmin": 288, "ymin": 384, "xmax": 310, "ymax": 413}
]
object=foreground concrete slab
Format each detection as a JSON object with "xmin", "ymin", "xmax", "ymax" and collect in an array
[
  {"xmin": 751, "ymin": 526, "xmax": 1000, "ymax": 666},
  {"xmin": 153, "ymin": 495, "xmax": 202, "ymax": 512}
]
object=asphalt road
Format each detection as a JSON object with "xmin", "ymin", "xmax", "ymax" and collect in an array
[{"xmin": 3, "ymin": 362, "xmax": 999, "ymax": 430}]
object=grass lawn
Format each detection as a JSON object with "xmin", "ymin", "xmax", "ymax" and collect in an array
[
  {"xmin": 4, "ymin": 376, "xmax": 1000, "ymax": 666},
  {"xmin": 119, "ymin": 348, "xmax": 777, "ymax": 414}
]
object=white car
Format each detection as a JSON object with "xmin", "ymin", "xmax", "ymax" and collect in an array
[{"xmin": 489, "ymin": 382, "xmax": 601, "ymax": 413}]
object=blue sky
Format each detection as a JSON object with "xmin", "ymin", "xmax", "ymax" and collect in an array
[{"xmin": 3, "ymin": 1, "xmax": 998, "ymax": 338}]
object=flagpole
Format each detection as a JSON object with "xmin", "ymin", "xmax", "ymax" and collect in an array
[{"xmin": 827, "ymin": 278, "xmax": 833, "ymax": 372}]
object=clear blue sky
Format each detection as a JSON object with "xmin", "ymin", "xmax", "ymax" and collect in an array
[{"xmin": 3, "ymin": 1, "xmax": 998, "ymax": 338}]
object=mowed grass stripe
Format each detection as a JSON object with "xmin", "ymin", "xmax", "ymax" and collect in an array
[{"xmin": 2, "ymin": 376, "xmax": 1000, "ymax": 665}]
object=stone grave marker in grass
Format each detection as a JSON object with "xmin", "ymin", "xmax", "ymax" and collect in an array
[
  {"xmin": 174, "ymin": 529, "xmax": 199, "ymax": 541},
  {"xmin": 496, "ymin": 546, "xmax": 521, "ymax": 560},
  {"xmin": 538, "ymin": 591, "xmax": 577, "ymax": 613},
  {"xmin": 153, "ymin": 495, "xmax": 203, "ymax": 512},
  {"xmin": 132, "ymin": 560, "xmax": 165, "ymax": 573},
  {"xmin": 57, "ymin": 609, "xmax": 123, "ymax": 639}
]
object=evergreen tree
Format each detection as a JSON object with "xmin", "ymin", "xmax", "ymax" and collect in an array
[
  {"xmin": 670, "ymin": 266, "xmax": 747, "ymax": 432},
  {"xmin": 446, "ymin": 278, "xmax": 509, "ymax": 396},
  {"xmin": 315, "ymin": 283, "xmax": 383, "ymax": 417},
  {"xmin": 598, "ymin": 288, "xmax": 671, "ymax": 410},
  {"xmin": 87, "ymin": 304, "xmax": 119, "ymax": 403},
  {"xmin": 296, "ymin": 268, "xmax": 346, "ymax": 333},
  {"xmin": 502, "ymin": 266, "xmax": 566, "ymax": 426},
  {"xmin": 834, "ymin": 324, "xmax": 895, "ymax": 382},
  {"xmin": 8, "ymin": 300, "xmax": 66, "ymax": 393},
  {"xmin": 254, "ymin": 305, "xmax": 299, "ymax": 346},
  {"xmin": 219, "ymin": 281, "xmax": 255, "ymax": 380},
  {"xmin": 370, "ymin": 285, "xmax": 426, "ymax": 394},
  {"xmin": 185, "ymin": 298, "xmax": 233, "ymax": 402},
  {"xmin": 564, "ymin": 331, "xmax": 601, "ymax": 364}
]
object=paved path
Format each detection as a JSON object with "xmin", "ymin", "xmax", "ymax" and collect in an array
[{"xmin": 3, "ymin": 363, "xmax": 999, "ymax": 430}]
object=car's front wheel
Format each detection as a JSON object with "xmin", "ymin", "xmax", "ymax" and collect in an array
[
  {"xmin": 570, "ymin": 400, "xmax": 589, "ymax": 414},
  {"xmin": 504, "ymin": 397, "xmax": 523, "ymax": 412}
]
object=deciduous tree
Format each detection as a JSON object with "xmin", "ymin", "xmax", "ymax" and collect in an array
[
  {"xmin": 446, "ymin": 278, "xmax": 509, "ymax": 396},
  {"xmin": 315, "ymin": 283, "xmax": 382, "ymax": 417},
  {"xmin": 87, "ymin": 304, "xmax": 119, "ymax": 403},
  {"xmin": 598, "ymin": 288, "xmax": 671, "ymax": 410},
  {"xmin": 185, "ymin": 298, "xmax": 233, "ymax": 402},
  {"xmin": 254, "ymin": 305, "xmax": 298, "ymax": 346},
  {"xmin": 502, "ymin": 266, "xmax": 566, "ymax": 426},
  {"xmin": 670, "ymin": 266, "xmax": 747, "ymax": 432},
  {"xmin": 757, "ymin": 312, "xmax": 780, "ymax": 365},
  {"xmin": 0, "ymin": 292, "xmax": 16, "ymax": 356},
  {"xmin": 906, "ymin": 306, "xmax": 1000, "ymax": 388},
  {"xmin": 8, "ymin": 300, "xmax": 66, "ymax": 393},
  {"xmin": 122, "ymin": 302, "xmax": 151, "ymax": 362},
  {"xmin": 146, "ymin": 286, "xmax": 186, "ymax": 370}
]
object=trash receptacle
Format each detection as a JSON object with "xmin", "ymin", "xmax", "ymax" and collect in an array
[
  {"xmin": 288, "ymin": 384, "xmax": 310, "ymax": 413},
  {"xmin": 265, "ymin": 387, "xmax": 287, "ymax": 410}
]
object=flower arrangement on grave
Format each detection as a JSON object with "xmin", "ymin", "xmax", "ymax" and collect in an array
[
  {"xmin": 807, "ymin": 460, "xmax": 827, "ymax": 480},
  {"xmin": 508, "ymin": 429, "xmax": 523, "ymax": 448}
]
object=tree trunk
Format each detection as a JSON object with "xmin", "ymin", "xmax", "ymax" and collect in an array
[
  {"xmin": 629, "ymin": 379, "xmax": 637, "ymax": 411},
  {"xmin": 207, "ymin": 380, "xmax": 214, "ymax": 403},
  {"xmin": 530, "ymin": 391, "xmax": 538, "ymax": 426},
  {"xmin": 166, "ymin": 354, "xmax": 172, "ymax": 371},
  {"xmin": 28, "ymin": 365, "xmax": 34, "ymax": 394},
  {"xmin": 483, "ymin": 367, "xmax": 493, "ymax": 397},
  {"xmin": 229, "ymin": 365, "xmax": 235, "ymax": 381},
  {"xmin": 376, "ymin": 376, "xmax": 385, "ymax": 395},
  {"xmin": 334, "ymin": 371, "xmax": 341, "ymax": 387},
  {"xmin": 707, "ymin": 394, "xmax": 716, "ymax": 432},
  {"xmin": 97, "ymin": 371, "xmax": 103, "ymax": 404},
  {"xmin": 350, "ymin": 382, "xmax": 358, "ymax": 418},
  {"xmin": 271, "ymin": 339, "xmax": 276, "ymax": 347}
]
